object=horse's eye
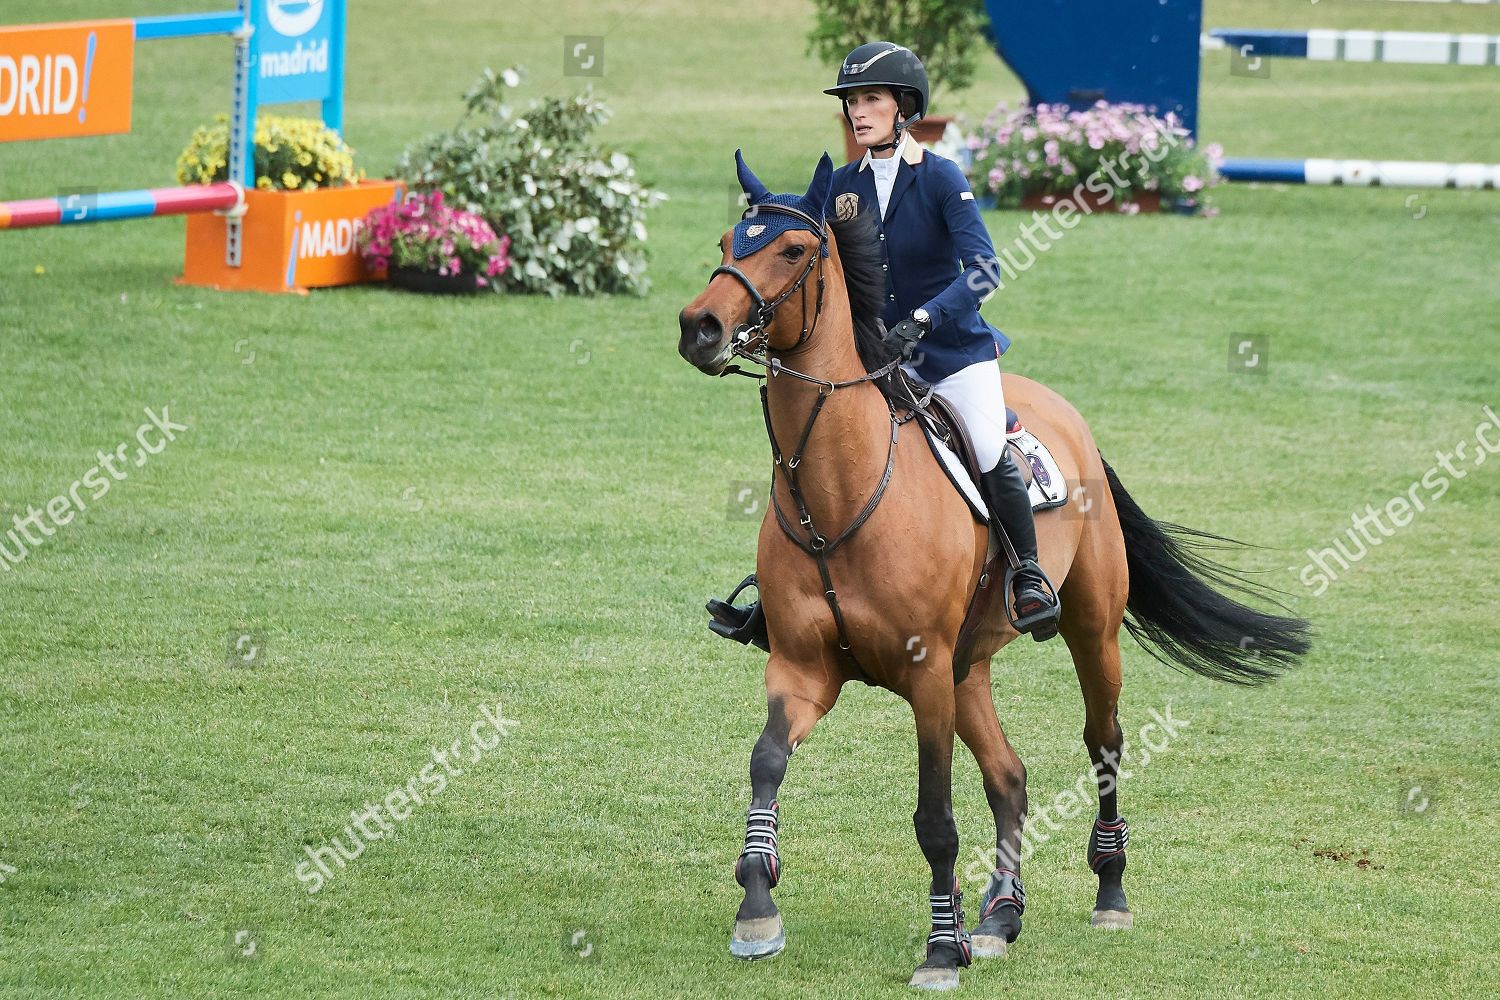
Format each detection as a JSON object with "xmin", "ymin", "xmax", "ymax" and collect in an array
[{"xmin": 782, "ymin": 245, "xmax": 805, "ymax": 262}]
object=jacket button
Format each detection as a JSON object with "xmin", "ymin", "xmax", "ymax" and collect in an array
[
  {"xmin": 878, "ymin": 233, "xmax": 885, "ymax": 241},
  {"xmin": 888, "ymin": 293, "xmax": 896, "ymax": 301},
  {"xmin": 881, "ymin": 263, "xmax": 888, "ymax": 270}
]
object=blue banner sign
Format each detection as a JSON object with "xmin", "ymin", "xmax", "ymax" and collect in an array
[{"xmin": 253, "ymin": 0, "xmax": 339, "ymax": 105}]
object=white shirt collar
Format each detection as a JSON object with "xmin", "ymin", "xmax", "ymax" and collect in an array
[{"xmin": 857, "ymin": 132, "xmax": 924, "ymax": 172}]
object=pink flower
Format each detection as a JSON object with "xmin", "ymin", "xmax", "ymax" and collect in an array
[{"xmin": 1183, "ymin": 175, "xmax": 1204, "ymax": 192}]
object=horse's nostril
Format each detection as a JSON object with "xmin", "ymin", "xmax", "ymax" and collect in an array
[{"xmin": 696, "ymin": 313, "xmax": 723, "ymax": 348}]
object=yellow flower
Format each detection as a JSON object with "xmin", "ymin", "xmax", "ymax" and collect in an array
[{"xmin": 180, "ymin": 112, "xmax": 357, "ymax": 189}]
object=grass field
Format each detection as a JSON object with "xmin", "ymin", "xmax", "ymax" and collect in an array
[{"xmin": 1, "ymin": 1, "xmax": 1497, "ymax": 997}]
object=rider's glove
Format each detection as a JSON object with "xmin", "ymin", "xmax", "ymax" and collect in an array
[{"xmin": 884, "ymin": 308, "xmax": 931, "ymax": 361}]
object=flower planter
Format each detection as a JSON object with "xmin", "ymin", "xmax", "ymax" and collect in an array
[
  {"xmin": 387, "ymin": 264, "xmax": 483, "ymax": 295},
  {"xmin": 838, "ymin": 113, "xmax": 952, "ymax": 165},
  {"xmin": 180, "ymin": 179, "xmax": 407, "ymax": 295},
  {"xmin": 357, "ymin": 191, "xmax": 511, "ymax": 295},
  {"xmin": 1019, "ymin": 189, "xmax": 1162, "ymax": 215}
]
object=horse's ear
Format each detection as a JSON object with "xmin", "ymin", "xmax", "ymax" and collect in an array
[
  {"xmin": 735, "ymin": 148, "xmax": 772, "ymax": 205},
  {"xmin": 804, "ymin": 152, "xmax": 834, "ymax": 218}
]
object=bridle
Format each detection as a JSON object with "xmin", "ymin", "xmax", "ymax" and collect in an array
[
  {"xmin": 708, "ymin": 201, "xmax": 901, "ymax": 388},
  {"xmin": 709, "ymin": 202, "xmax": 829, "ymax": 371},
  {"xmin": 702, "ymin": 201, "xmax": 910, "ymax": 670}
]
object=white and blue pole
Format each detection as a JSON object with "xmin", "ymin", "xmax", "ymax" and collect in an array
[{"xmin": 1219, "ymin": 158, "xmax": 1500, "ymax": 188}]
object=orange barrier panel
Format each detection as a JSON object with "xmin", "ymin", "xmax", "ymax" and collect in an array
[
  {"xmin": 181, "ymin": 179, "xmax": 406, "ymax": 294},
  {"xmin": 0, "ymin": 20, "xmax": 134, "ymax": 142}
]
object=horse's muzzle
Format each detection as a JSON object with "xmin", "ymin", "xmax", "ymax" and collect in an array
[{"xmin": 678, "ymin": 305, "xmax": 732, "ymax": 375}]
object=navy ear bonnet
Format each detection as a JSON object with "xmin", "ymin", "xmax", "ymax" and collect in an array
[{"xmin": 731, "ymin": 149, "xmax": 834, "ymax": 260}]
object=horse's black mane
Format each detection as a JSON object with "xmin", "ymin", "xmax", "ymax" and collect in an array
[{"xmin": 827, "ymin": 210, "xmax": 899, "ymax": 377}]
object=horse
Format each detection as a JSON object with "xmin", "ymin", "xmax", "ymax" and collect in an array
[{"xmin": 676, "ymin": 151, "xmax": 1310, "ymax": 990}]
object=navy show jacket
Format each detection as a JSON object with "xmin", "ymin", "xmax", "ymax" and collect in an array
[{"xmin": 830, "ymin": 137, "xmax": 1011, "ymax": 383}]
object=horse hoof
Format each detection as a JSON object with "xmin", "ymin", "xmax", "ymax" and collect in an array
[
  {"xmin": 908, "ymin": 966, "xmax": 961, "ymax": 991},
  {"xmin": 1091, "ymin": 908, "xmax": 1133, "ymax": 930},
  {"xmin": 729, "ymin": 915, "xmax": 785, "ymax": 960},
  {"xmin": 970, "ymin": 933, "xmax": 1009, "ymax": 958}
]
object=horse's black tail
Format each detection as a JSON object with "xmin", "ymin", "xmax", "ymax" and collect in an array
[{"xmin": 1102, "ymin": 458, "xmax": 1311, "ymax": 685}]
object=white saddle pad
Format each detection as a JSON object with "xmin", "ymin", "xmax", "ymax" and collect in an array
[{"xmin": 931, "ymin": 429, "xmax": 1069, "ymax": 520}]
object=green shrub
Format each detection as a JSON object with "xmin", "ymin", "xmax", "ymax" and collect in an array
[
  {"xmin": 806, "ymin": 0, "xmax": 990, "ymax": 101},
  {"xmin": 395, "ymin": 68, "xmax": 666, "ymax": 296}
]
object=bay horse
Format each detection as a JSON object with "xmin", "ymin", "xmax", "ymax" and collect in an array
[{"xmin": 676, "ymin": 151, "xmax": 1310, "ymax": 990}]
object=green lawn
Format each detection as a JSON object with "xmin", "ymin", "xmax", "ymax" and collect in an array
[{"xmin": 1, "ymin": 1, "xmax": 1497, "ymax": 997}]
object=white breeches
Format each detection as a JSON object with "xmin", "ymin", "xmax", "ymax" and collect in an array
[{"xmin": 901, "ymin": 358, "xmax": 1010, "ymax": 473}]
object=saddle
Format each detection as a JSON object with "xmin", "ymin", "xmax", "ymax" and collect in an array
[{"xmin": 886, "ymin": 368, "xmax": 1035, "ymax": 509}]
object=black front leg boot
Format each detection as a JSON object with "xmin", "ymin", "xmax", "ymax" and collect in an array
[
  {"xmin": 978, "ymin": 452, "xmax": 1062, "ymax": 642},
  {"xmin": 707, "ymin": 574, "xmax": 770, "ymax": 651}
]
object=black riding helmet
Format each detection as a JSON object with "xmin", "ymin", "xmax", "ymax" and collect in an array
[{"xmin": 823, "ymin": 41, "xmax": 930, "ymax": 146}]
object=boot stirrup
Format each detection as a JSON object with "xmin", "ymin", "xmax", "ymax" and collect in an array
[
  {"xmin": 1004, "ymin": 560, "xmax": 1060, "ymax": 641},
  {"xmin": 707, "ymin": 575, "xmax": 770, "ymax": 651}
]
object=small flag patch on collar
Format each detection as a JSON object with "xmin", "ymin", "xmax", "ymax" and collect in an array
[{"xmin": 960, "ymin": 191, "xmax": 974, "ymax": 201}]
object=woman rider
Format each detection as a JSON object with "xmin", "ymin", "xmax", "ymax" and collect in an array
[{"xmin": 709, "ymin": 41, "xmax": 1061, "ymax": 646}]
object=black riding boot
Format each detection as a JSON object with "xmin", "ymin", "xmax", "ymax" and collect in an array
[
  {"xmin": 979, "ymin": 451, "xmax": 1061, "ymax": 642},
  {"xmin": 707, "ymin": 574, "xmax": 770, "ymax": 651}
]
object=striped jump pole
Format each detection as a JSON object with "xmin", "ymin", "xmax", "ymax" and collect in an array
[
  {"xmin": 1219, "ymin": 159, "xmax": 1500, "ymax": 188},
  {"xmin": 1204, "ymin": 28, "xmax": 1500, "ymax": 65},
  {"xmin": 1, "ymin": 0, "xmax": 346, "ymax": 269},
  {"xmin": 0, "ymin": 182, "xmax": 243, "ymax": 229}
]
